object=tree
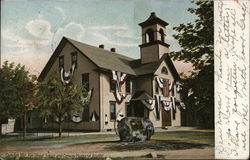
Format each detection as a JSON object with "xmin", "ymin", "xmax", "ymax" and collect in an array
[
  {"xmin": 171, "ymin": 0, "xmax": 214, "ymax": 128},
  {"xmin": 0, "ymin": 61, "xmax": 37, "ymax": 137},
  {"xmin": 37, "ymin": 73, "xmax": 85, "ymax": 137}
]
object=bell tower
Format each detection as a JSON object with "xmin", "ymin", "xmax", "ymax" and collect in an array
[{"xmin": 139, "ymin": 12, "xmax": 170, "ymax": 64}]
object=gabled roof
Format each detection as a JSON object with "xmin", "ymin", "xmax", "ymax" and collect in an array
[
  {"xmin": 38, "ymin": 37, "xmax": 136, "ymax": 80},
  {"xmin": 66, "ymin": 38, "xmax": 136, "ymax": 75},
  {"xmin": 139, "ymin": 12, "xmax": 169, "ymax": 27},
  {"xmin": 38, "ymin": 37, "xmax": 179, "ymax": 81},
  {"xmin": 130, "ymin": 54, "xmax": 180, "ymax": 80}
]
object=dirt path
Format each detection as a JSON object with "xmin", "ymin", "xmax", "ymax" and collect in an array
[{"xmin": 0, "ymin": 141, "xmax": 214, "ymax": 159}]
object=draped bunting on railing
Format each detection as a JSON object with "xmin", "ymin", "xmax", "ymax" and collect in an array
[
  {"xmin": 141, "ymin": 99, "xmax": 155, "ymax": 111},
  {"xmin": 141, "ymin": 95, "xmax": 186, "ymax": 112},
  {"xmin": 111, "ymin": 70, "xmax": 127, "ymax": 104},
  {"xmin": 60, "ymin": 63, "xmax": 76, "ymax": 84}
]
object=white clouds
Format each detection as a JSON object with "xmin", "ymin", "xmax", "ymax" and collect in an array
[
  {"xmin": 115, "ymin": 30, "xmax": 140, "ymax": 39},
  {"xmin": 54, "ymin": 6, "xmax": 66, "ymax": 21},
  {"xmin": 51, "ymin": 22, "xmax": 85, "ymax": 48},
  {"xmin": 88, "ymin": 25, "xmax": 128, "ymax": 30},
  {"xmin": 91, "ymin": 32, "xmax": 137, "ymax": 47},
  {"xmin": 25, "ymin": 18, "xmax": 53, "ymax": 40}
]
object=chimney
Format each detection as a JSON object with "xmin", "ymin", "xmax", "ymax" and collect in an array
[
  {"xmin": 99, "ymin": 44, "xmax": 104, "ymax": 49},
  {"xmin": 110, "ymin": 48, "xmax": 116, "ymax": 52}
]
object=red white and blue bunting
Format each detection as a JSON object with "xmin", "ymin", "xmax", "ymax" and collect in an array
[
  {"xmin": 141, "ymin": 99, "xmax": 155, "ymax": 111},
  {"xmin": 111, "ymin": 70, "xmax": 127, "ymax": 104},
  {"xmin": 60, "ymin": 63, "xmax": 76, "ymax": 84},
  {"xmin": 71, "ymin": 113, "xmax": 81, "ymax": 123},
  {"xmin": 176, "ymin": 84, "xmax": 181, "ymax": 93},
  {"xmin": 90, "ymin": 111, "xmax": 99, "ymax": 121},
  {"xmin": 71, "ymin": 88, "xmax": 94, "ymax": 123},
  {"xmin": 141, "ymin": 95, "xmax": 185, "ymax": 112},
  {"xmin": 80, "ymin": 88, "xmax": 94, "ymax": 105},
  {"xmin": 162, "ymin": 100, "xmax": 171, "ymax": 111}
]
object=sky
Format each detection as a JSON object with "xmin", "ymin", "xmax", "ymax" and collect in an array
[{"xmin": 1, "ymin": 0, "xmax": 197, "ymax": 75}]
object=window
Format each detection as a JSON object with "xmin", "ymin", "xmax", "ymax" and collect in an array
[
  {"xmin": 155, "ymin": 80, "xmax": 159, "ymax": 94},
  {"xmin": 156, "ymin": 109, "xmax": 160, "ymax": 120},
  {"xmin": 171, "ymin": 82, "xmax": 175, "ymax": 96},
  {"xmin": 110, "ymin": 78, "xmax": 116, "ymax": 92},
  {"xmin": 82, "ymin": 73, "xmax": 89, "ymax": 92},
  {"xmin": 161, "ymin": 67, "xmax": 168, "ymax": 75},
  {"xmin": 145, "ymin": 28, "xmax": 154, "ymax": 43},
  {"xmin": 27, "ymin": 116, "xmax": 31, "ymax": 124},
  {"xmin": 125, "ymin": 79, "xmax": 131, "ymax": 94},
  {"xmin": 172, "ymin": 109, "xmax": 176, "ymax": 120},
  {"xmin": 59, "ymin": 56, "xmax": 64, "ymax": 69},
  {"xmin": 71, "ymin": 52, "xmax": 77, "ymax": 68},
  {"xmin": 159, "ymin": 29, "xmax": 165, "ymax": 42},
  {"xmin": 110, "ymin": 102, "xmax": 116, "ymax": 120},
  {"xmin": 126, "ymin": 103, "xmax": 132, "ymax": 117},
  {"xmin": 83, "ymin": 106, "xmax": 89, "ymax": 122}
]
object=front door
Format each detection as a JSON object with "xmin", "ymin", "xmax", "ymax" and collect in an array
[{"xmin": 161, "ymin": 107, "xmax": 171, "ymax": 126}]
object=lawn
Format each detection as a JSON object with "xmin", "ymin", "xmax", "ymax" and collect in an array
[{"xmin": 0, "ymin": 130, "xmax": 214, "ymax": 160}]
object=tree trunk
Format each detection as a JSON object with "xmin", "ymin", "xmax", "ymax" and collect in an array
[
  {"xmin": 58, "ymin": 116, "xmax": 62, "ymax": 138},
  {"xmin": 0, "ymin": 123, "xmax": 2, "ymax": 137},
  {"xmin": 23, "ymin": 113, "xmax": 27, "ymax": 137}
]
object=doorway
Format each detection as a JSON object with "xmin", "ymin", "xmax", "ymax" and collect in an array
[{"xmin": 161, "ymin": 107, "xmax": 171, "ymax": 126}]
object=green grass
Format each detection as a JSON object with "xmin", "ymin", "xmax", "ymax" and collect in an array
[
  {"xmin": 0, "ymin": 130, "xmax": 214, "ymax": 159},
  {"xmin": 106, "ymin": 131, "xmax": 214, "ymax": 151},
  {"xmin": 0, "ymin": 134, "xmax": 119, "ymax": 146},
  {"xmin": 152, "ymin": 130, "xmax": 214, "ymax": 145}
]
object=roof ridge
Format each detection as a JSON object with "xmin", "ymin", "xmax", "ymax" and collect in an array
[{"xmin": 64, "ymin": 37, "xmax": 135, "ymax": 61}]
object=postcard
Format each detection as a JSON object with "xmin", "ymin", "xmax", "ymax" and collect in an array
[{"xmin": 0, "ymin": 0, "xmax": 249, "ymax": 159}]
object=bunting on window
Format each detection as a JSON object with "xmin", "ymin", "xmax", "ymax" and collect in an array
[
  {"xmin": 162, "ymin": 100, "xmax": 171, "ymax": 111},
  {"xmin": 71, "ymin": 113, "xmax": 81, "ymax": 123},
  {"xmin": 90, "ymin": 111, "xmax": 99, "ymax": 121},
  {"xmin": 176, "ymin": 84, "xmax": 182, "ymax": 93},
  {"xmin": 111, "ymin": 70, "xmax": 127, "ymax": 104},
  {"xmin": 169, "ymin": 80, "xmax": 174, "ymax": 91},
  {"xmin": 111, "ymin": 70, "xmax": 127, "ymax": 90},
  {"xmin": 81, "ymin": 88, "xmax": 94, "ymax": 105},
  {"xmin": 114, "ymin": 85, "xmax": 127, "ymax": 104},
  {"xmin": 141, "ymin": 99, "xmax": 155, "ymax": 111},
  {"xmin": 55, "ymin": 117, "xmax": 64, "ymax": 123},
  {"xmin": 60, "ymin": 63, "xmax": 76, "ymax": 84},
  {"xmin": 156, "ymin": 77, "xmax": 164, "ymax": 88},
  {"xmin": 180, "ymin": 102, "xmax": 186, "ymax": 109}
]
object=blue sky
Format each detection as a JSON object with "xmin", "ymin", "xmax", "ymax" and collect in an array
[{"xmin": 1, "ymin": 0, "xmax": 196, "ymax": 75}]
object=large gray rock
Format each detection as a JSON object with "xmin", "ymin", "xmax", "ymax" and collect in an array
[{"xmin": 117, "ymin": 117, "xmax": 154, "ymax": 142}]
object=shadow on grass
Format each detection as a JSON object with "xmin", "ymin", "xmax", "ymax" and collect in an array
[
  {"xmin": 105, "ymin": 139, "xmax": 211, "ymax": 151},
  {"xmin": 67, "ymin": 140, "xmax": 120, "ymax": 146}
]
